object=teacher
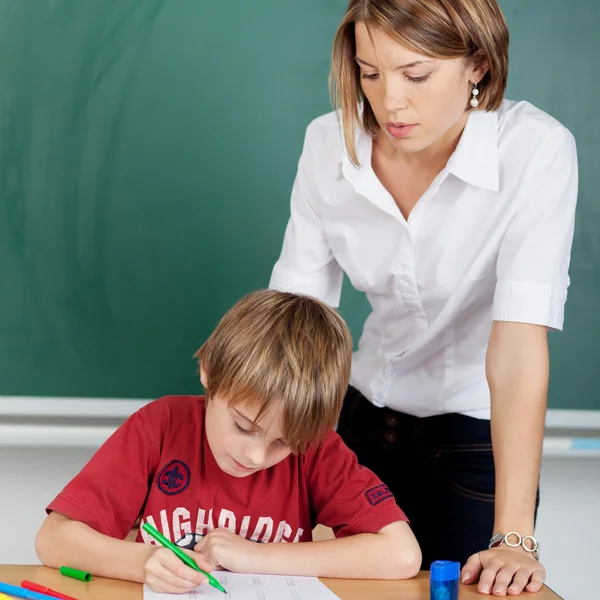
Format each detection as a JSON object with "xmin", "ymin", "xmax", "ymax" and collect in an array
[{"xmin": 269, "ymin": 0, "xmax": 578, "ymax": 596}]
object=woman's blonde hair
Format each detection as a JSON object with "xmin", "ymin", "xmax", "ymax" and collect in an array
[
  {"xmin": 196, "ymin": 290, "xmax": 352, "ymax": 454},
  {"xmin": 330, "ymin": 0, "xmax": 509, "ymax": 165}
]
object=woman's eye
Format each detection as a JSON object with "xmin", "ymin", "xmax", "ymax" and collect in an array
[{"xmin": 406, "ymin": 74, "xmax": 430, "ymax": 84}]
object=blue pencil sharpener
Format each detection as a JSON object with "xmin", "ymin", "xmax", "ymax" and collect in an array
[{"xmin": 430, "ymin": 560, "xmax": 460, "ymax": 600}]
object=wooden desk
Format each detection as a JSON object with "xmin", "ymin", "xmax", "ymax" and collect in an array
[{"xmin": 0, "ymin": 565, "xmax": 562, "ymax": 599}]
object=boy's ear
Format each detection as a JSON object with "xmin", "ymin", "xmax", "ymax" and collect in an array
[{"xmin": 200, "ymin": 366, "xmax": 208, "ymax": 389}]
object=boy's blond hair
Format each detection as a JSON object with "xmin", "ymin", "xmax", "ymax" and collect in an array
[{"xmin": 196, "ymin": 290, "xmax": 353, "ymax": 453}]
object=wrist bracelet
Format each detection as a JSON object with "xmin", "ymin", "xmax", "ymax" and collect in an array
[{"xmin": 489, "ymin": 531, "xmax": 540, "ymax": 560}]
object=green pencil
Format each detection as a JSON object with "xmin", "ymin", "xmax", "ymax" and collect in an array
[{"xmin": 142, "ymin": 521, "xmax": 227, "ymax": 594}]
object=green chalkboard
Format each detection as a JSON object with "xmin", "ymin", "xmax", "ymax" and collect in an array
[{"xmin": 0, "ymin": 1, "xmax": 598, "ymax": 411}]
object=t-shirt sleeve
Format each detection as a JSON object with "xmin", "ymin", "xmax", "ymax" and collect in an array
[
  {"xmin": 304, "ymin": 431, "xmax": 408, "ymax": 538},
  {"xmin": 492, "ymin": 126, "xmax": 578, "ymax": 330},
  {"xmin": 46, "ymin": 403, "xmax": 161, "ymax": 539}
]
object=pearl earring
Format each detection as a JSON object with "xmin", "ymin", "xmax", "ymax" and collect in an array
[{"xmin": 470, "ymin": 83, "xmax": 480, "ymax": 108}]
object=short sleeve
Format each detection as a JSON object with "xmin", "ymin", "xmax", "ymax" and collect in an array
[
  {"xmin": 269, "ymin": 123, "xmax": 344, "ymax": 307},
  {"xmin": 493, "ymin": 127, "xmax": 578, "ymax": 330},
  {"xmin": 46, "ymin": 403, "xmax": 161, "ymax": 539},
  {"xmin": 304, "ymin": 432, "xmax": 407, "ymax": 538}
]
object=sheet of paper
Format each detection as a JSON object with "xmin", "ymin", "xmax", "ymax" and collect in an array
[{"xmin": 143, "ymin": 572, "xmax": 341, "ymax": 599}]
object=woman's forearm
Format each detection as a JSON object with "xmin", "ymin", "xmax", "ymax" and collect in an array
[{"xmin": 486, "ymin": 321, "xmax": 549, "ymax": 536}]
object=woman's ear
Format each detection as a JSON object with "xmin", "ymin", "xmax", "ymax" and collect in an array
[{"xmin": 468, "ymin": 50, "xmax": 489, "ymax": 84}]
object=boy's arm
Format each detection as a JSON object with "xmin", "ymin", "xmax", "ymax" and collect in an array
[
  {"xmin": 37, "ymin": 512, "xmax": 212, "ymax": 592},
  {"xmin": 36, "ymin": 512, "xmax": 156, "ymax": 583},
  {"xmin": 264, "ymin": 520, "xmax": 420, "ymax": 579},
  {"xmin": 195, "ymin": 520, "xmax": 421, "ymax": 579}
]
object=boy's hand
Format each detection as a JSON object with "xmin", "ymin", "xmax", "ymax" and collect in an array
[
  {"xmin": 194, "ymin": 529, "xmax": 262, "ymax": 573},
  {"xmin": 144, "ymin": 546, "xmax": 216, "ymax": 594},
  {"xmin": 462, "ymin": 547, "xmax": 546, "ymax": 595}
]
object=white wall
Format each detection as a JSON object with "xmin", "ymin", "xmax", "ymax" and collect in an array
[
  {"xmin": 0, "ymin": 446, "xmax": 598, "ymax": 600},
  {"xmin": 535, "ymin": 457, "xmax": 600, "ymax": 599}
]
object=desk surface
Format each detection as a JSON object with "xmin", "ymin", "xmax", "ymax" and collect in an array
[{"xmin": 0, "ymin": 565, "xmax": 562, "ymax": 599}]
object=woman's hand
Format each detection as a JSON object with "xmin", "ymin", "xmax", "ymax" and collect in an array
[
  {"xmin": 194, "ymin": 529, "xmax": 263, "ymax": 573},
  {"xmin": 462, "ymin": 547, "xmax": 546, "ymax": 595},
  {"xmin": 144, "ymin": 546, "xmax": 215, "ymax": 594}
]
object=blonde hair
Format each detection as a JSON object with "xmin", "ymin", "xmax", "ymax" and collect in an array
[
  {"xmin": 330, "ymin": 0, "xmax": 509, "ymax": 165},
  {"xmin": 196, "ymin": 290, "xmax": 353, "ymax": 454}
]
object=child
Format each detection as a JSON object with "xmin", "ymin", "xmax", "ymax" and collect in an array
[{"xmin": 36, "ymin": 290, "xmax": 421, "ymax": 594}]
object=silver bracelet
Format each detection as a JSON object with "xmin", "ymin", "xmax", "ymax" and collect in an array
[{"xmin": 489, "ymin": 531, "xmax": 540, "ymax": 560}]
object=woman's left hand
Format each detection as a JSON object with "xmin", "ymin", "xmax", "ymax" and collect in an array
[{"xmin": 461, "ymin": 547, "xmax": 546, "ymax": 595}]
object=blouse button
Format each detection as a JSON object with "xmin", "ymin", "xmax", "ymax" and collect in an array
[
  {"xmin": 385, "ymin": 413, "xmax": 399, "ymax": 427},
  {"xmin": 384, "ymin": 430, "xmax": 398, "ymax": 444}
]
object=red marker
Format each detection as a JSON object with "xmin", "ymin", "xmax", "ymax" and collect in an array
[{"xmin": 21, "ymin": 581, "xmax": 79, "ymax": 600}]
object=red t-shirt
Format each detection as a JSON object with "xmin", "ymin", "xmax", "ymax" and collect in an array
[{"xmin": 47, "ymin": 396, "xmax": 406, "ymax": 547}]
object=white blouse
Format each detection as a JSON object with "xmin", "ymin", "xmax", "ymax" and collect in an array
[{"xmin": 270, "ymin": 100, "xmax": 578, "ymax": 419}]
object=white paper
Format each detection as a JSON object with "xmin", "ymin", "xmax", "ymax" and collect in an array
[{"xmin": 143, "ymin": 572, "xmax": 341, "ymax": 599}]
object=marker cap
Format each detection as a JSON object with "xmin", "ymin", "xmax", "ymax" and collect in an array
[{"xmin": 59, "ymin": 566, "xmax": 92, "ymax": 582}]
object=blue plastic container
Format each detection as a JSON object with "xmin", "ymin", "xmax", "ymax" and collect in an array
[{"xmin": 430, "ymin": 560, "xmax": 460, "ymax": 600}]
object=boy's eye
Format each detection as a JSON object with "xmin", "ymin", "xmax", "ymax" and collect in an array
[
  {"xmin": 233, "ymin": 421, "xmax": 253, "ymax": 435},
  {"xmin": 234, "ymin": 420, "xmax": 289, "ymax": 448}
]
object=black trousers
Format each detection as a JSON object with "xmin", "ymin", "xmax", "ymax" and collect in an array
[{"xmin": 338, "ymin": 386, "xmax": 504, "ymax": 569}]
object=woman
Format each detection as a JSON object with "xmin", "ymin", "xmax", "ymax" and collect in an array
[{"xmin": 270, "ymin": 0, "xmax": 578, "ymax": 596}]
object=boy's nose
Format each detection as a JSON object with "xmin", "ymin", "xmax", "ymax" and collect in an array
[{"xmin": 244, "ymin": 445, "xmax": 267, "ymax": 467}]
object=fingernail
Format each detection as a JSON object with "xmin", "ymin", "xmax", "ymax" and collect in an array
[
  {"xmin": 528, "ymin": 583, "xmax": 538, "ymax": 591},
  {"xmin": 480, "ymin": 584, "xmax": 490, "ymax": 594},
  {"xmin": 493, "ymin": 588, "xmax": 505, "ymax": 596},
  {"xmin": 509, "ymin": 586, "xmax": 519, "ymax": 592},
  {"xmin": 462, "ymin": 572, "xmax": 470, "ymax": 583}
]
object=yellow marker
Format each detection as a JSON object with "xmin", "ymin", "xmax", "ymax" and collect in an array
[{"xmin": 0, "ymin": 593, "xmax": 15, "ymax": 599}]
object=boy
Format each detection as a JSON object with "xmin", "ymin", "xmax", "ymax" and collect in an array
[{"xmin": 36, "ymin": 290, "xmax": 421, "ymax": 594}]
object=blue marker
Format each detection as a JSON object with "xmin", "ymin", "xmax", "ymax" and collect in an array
[
  {"xmin": 0, "ymin": 581, "xmax": 59, "ymax": 600},
  {"xmin": 430, "ymin": 560, "xmax": 460, "ymax": 600}
]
